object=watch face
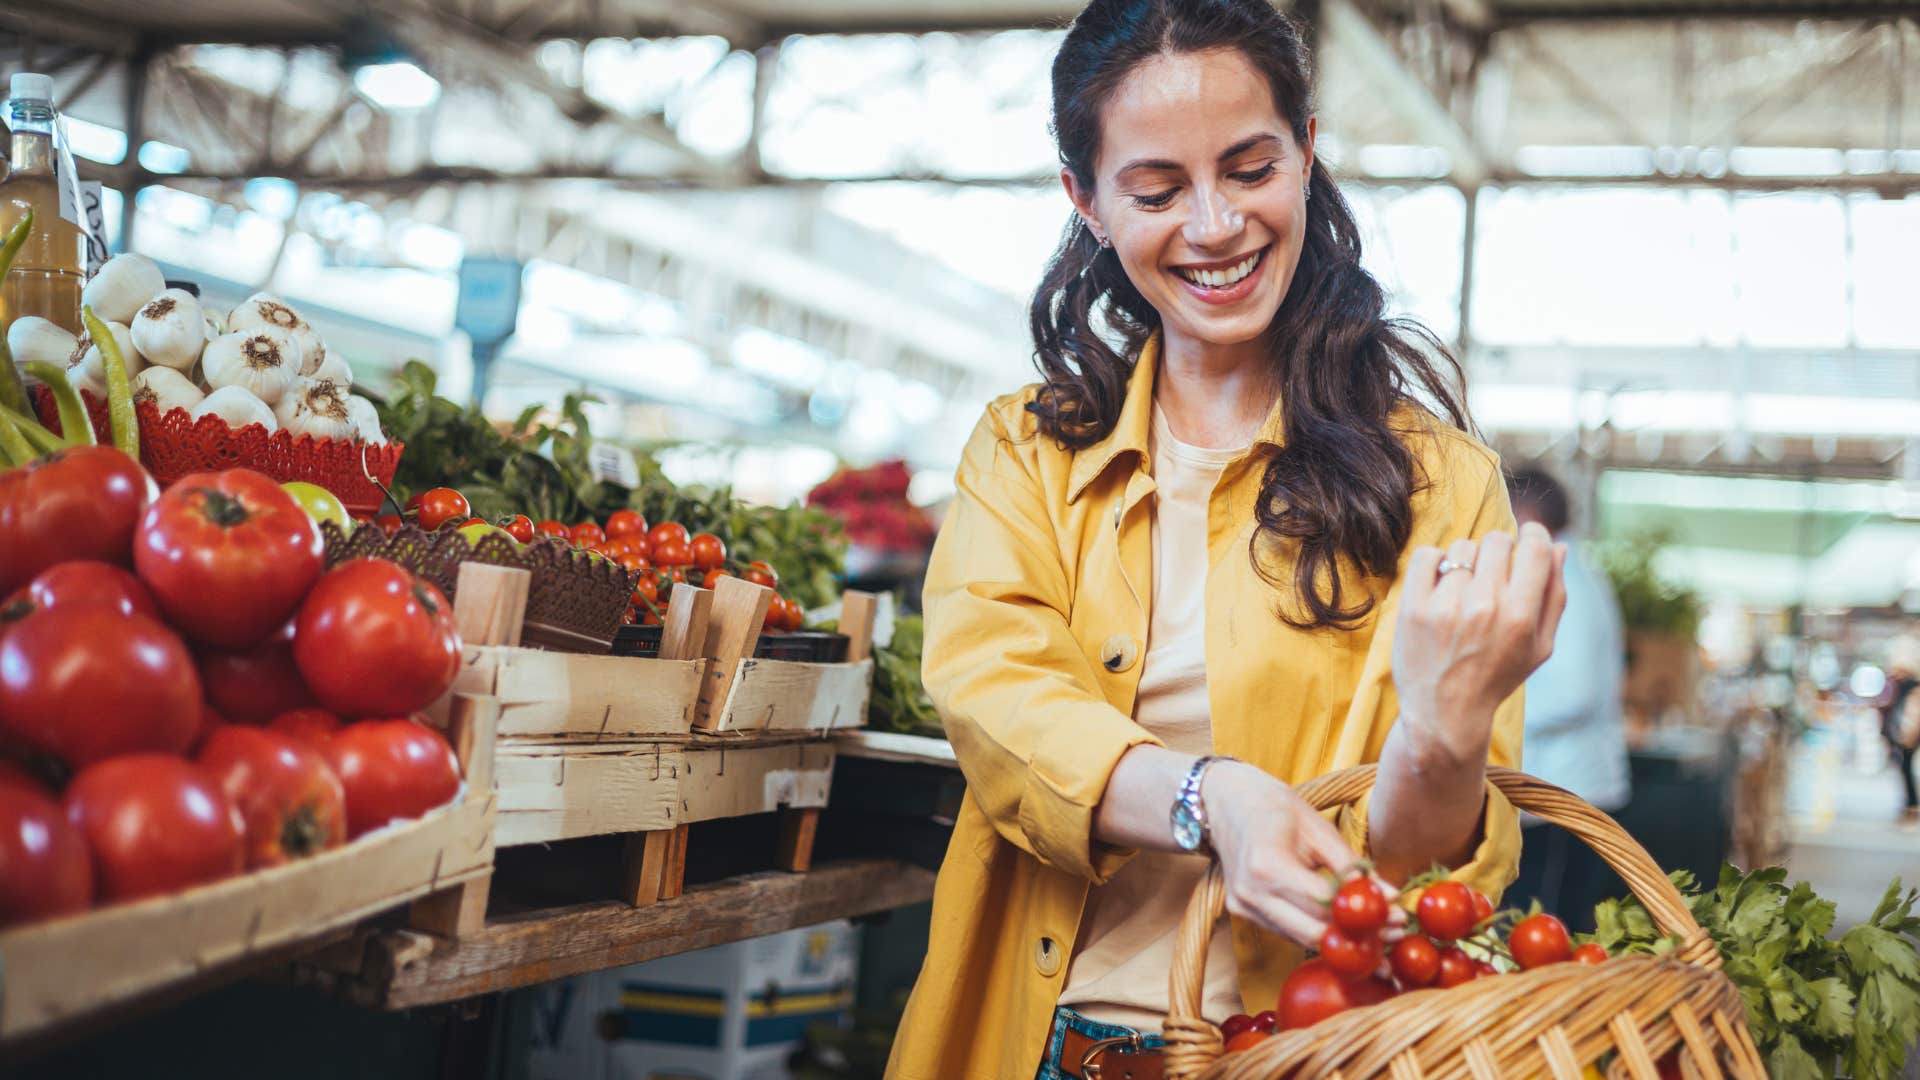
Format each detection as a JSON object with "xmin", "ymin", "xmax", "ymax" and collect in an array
[{"xmin": 1170, "ymin": 803, "xmax": 1204, "ymax": 851}]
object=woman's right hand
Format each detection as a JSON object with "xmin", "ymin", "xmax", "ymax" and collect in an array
[{"xmin": 1202, "ymin": 760, "xmax": 1397, "ymax": 947}]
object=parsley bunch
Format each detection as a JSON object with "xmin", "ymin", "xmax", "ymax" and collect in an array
[{"xmin": 1590, "ymin": 865, "xmax": 1920, "ymax": 1079}]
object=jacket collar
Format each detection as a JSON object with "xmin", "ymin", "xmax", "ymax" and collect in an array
[{"xmin": 1065, "ymin": 331, "xmax": 1288, "ymax": 504}]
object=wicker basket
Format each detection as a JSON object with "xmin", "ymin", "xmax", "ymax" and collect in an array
[{"xmin": 1162, "ymin": 765, "xmax": 1767, "ymax": 1080}]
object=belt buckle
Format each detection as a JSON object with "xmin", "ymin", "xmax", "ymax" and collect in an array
[{"xmin": 1080, "ymin": 1032, "xmax": 1144, "ymax": 1080}]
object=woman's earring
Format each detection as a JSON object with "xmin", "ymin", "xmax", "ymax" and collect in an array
[{"xmin": 1304, "ymin": 180, "xmax": 1312, "ymax": 203}]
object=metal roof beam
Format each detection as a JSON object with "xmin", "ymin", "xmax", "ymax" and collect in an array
[{"xmin": 1321, "ymin": 0, "xmax": 1495, "ymax": 188}]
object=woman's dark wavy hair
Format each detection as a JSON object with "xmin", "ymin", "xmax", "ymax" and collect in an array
[{"xmin": 1029, "ymin": 0, "xmax": 1473, "ymax": 630}]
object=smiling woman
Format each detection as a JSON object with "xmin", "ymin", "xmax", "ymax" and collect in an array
[{"xmin": 886, "ymin": 2, "xmax": 1568, "ymax": 1078}]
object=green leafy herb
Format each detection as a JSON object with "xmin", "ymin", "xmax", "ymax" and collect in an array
[
  {"xmin": 1591, "ymin": 865, "xmax": 1920, "ymax": 1079},
  {"xmin": 866, "ymin": 613, "xmax": 942, "ymax": 738}
]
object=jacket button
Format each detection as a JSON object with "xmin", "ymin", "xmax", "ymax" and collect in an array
[
  {"xmin": 1100, "ymin": 634, "xmax": 1138, "ymax": 673},
  {"xmin": 1034, "ymin": 936, "xmax": 1063, "ymax": 976}
]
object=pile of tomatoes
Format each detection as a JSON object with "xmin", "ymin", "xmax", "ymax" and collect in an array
[
  {"xmin": 382, "ymin": 489, "xmax": 809, "ymax": 634},
  {"xmin": 1220, "ymin": 875, "xmax": 1599, "ymax": 1052},
  {"xmin": 0, "ymin": 448, "xmax": 466, "ymax": 930}
]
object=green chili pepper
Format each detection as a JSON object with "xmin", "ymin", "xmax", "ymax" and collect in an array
[
  {"xmin": 0, "ymin": 211, "xmax": 33, "ymax": 416},
  {"xmin": 0, "ymin": 410, "xmax": 32, "ymax": 468},
  {"xmin": 81, "ymin": 305, "xmax": 138, "ymax": 459},
  {"xmin": 0, "ymin": 403, "xmax": 64, "ymax": 456},
  {"xmin": 22, "ymin": 360, "xmax": 93, "ymax": 447}
]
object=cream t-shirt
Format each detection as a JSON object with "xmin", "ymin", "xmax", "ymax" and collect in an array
[{"xmin": 1056, "ymin": 405, "xmax": 1245, "ymax": 1031}]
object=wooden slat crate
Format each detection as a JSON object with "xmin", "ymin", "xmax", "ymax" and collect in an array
[{"xmin": 0, "ymin": 694, "xmax": 500, "ymax": 1045}]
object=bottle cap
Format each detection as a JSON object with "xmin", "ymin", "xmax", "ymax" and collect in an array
[{"xmin": 9, "ymin": 73, "xmax": 54, "ymax": 104}]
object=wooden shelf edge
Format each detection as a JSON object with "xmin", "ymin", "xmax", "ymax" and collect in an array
[{"xmin": 341, "ymin": 858, "xmax": 936, "ymax": 1010}]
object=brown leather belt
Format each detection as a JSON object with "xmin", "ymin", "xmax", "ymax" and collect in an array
[{"xmin": 1056, "ymin": 1024, "xmax": 1166, "ymax": 1080}]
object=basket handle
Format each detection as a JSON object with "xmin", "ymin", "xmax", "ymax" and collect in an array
[{"xmin": 1164, "ymin": 764, "xmax": 1719, "ymax": 1069}]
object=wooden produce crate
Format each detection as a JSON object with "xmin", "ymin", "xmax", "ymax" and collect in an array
[
  {"xmin": 695, "ymin": 576, "xmax": 877, "ymax": 735},
  {"xmin": 432, "ymin": 568, "xmax": 877, "ymax": 925},
  {"xmin": 0, "ymin": 694, "xmax": 499, "ymax": 1047}
]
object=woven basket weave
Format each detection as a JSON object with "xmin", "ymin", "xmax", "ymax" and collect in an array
[{"xmin": 1162, "ymin": 765, "xmax": 1767, "ymax": 1080}]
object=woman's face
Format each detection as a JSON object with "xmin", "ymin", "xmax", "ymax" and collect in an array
[{"xmin": 1066, "ymin": 47, "xmax": 1313, "ymax": 354}]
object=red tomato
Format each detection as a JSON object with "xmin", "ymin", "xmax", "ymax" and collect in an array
[
  {"xmin": 664, "ymin": 566, "xmax": 690, "ymax": 586},
  {"xmin": 570, "ymin": 522, "xmax": 606, "ymax": 547},
  {"xmin": 503, "ymin": 515, "xmax": 536, "ymax": 544},
  {"xmin": 64, "ymin": 755, "xmax": 244, "ymax": 902},
  {"xmin": 0, "ymin": 777, "xmax": 93, "ymax": 926},
  {"xmin": 702, "ymin": 568, "xmax": 732, "ymax": 590},
  {"xmin": 404, "ymin": 492, "xmax": 423, "ymax": 512},
  {"xmin": 191, "ymin": 702, "xmax": 226, "ymax": 753},
  {"xmin": 415, "ymin": 488, "xmax": 469, "ymax": 531},
  {"xmin": 605, "ymin": 509, "xmax": 648, "ymax": 539},
  {"xmin": 1251, "ymin": 1010, "xmax": 1279, "ymax": 1033},
  {"xmin": 294, "ymin": 559, "xmax": 462, "ymax": 718},
  {"xmin": 198, "ymin": 620, "xmax": 315, "ymax": 724},
  {"xmin": 1572, "ymin": 943, "xmax": 1608, "ymax": 965},
  {"xmin": 1435, "ymin": 946, "xmax": 1477, "ymax": 988},
  {"xmin": 1223, "ymin": 1030, "xmax": 1270, "ymax": 1052},
  {"xmin": 1474, "ymin": 959, "xmax": 1499, "ymax": 977},
  {"xmin": 782, "ymin": 595, "xmax": 806, "ymax": 631},
  {"xmin": 134, "ymin": 469, "xmax": 325, "ymax": 649},
  {"xmin": 269, "ymin": 707, "xmax": 345, "ymax": 749},
  {"xmin": 1319, "ymin": 925, "xmax": 1384, "ymax": 979},
  {"xmin": 651, "ymin": 538, "xmax": 692, "ymax": 567},
  {"xmin": 26, "ymin": 561, "xmax": 161, "ymax": 620},
  {"xmin": 197, "ymin": 726, "xmax": 347, "ymax": 868},
  {"xmin": 0, "ymin": 445, "xmax": 158, "ymax": 594},
  {"xmin": 1331, "ymin": 876, "xmax": 1389, "ymax": 936},
  {"xmin": 1219, "ymin": 1014, "xmax": 1254, "ymax": 1041},
  {"xmin": 689, "ymin": 532, "xmax": 726, "ymax": 571},
  {"xmin": 0, "ymin": 758, "xmax": 47, "ymax": 793},
  {"xmin": 602, "ymin": 537, "xmax": 637, "ymax": 560},
  {"xmin": 1389, "ymin": 935, "xmax": 1442, "ymax": 987},
  {"xmin": 646, "ymin": 522, "xmax": 689, "ymax": 552},
  {"xmin": 457, "ymin": 517, "xmax": 487, "ymax": 531},
  {"xmin": 1470, "ymin": 888, "xmax": 1494, "ymax": 925},
  {"xmin": 1509, "ymin": 913, "xmax": 1573, "ymax": 970},
  {"xmin": 375, "ymin": 514, "xmax": 404, "ymax": 536},
  {"xmin": 0, "ymin": 607, "xmax": 201, "ymax": 769},
  {"xmin": 632, "ymin": 571, "xmax": 660, "ymax": 608},
  {"xmin": 1277, "ymin": 959, "xmax": 1393, "ymax": 1030},
  {"xmin": 743, "ymin": 560, "xmax": 778, "ymax": 590},
  {"xmin": 763, "ymin": 595, "xmax": 788, "ymax": 632},
  {"xmin": 534, "ymin": 519, "xmax": 570, "ymax": 539},
  {"xmin": 587, "ymin": 540, "xmax": 616, "ymax": 557},
  {"xmin": 617, "ymin": 550, "xmax": 652, "ymax": 573},
  {"xmin": 641, "ymin": 609, "xmax": 661, "ymax": 626},
  {"xmin": 1416, "ymin": 881, "xmax": 1477, "ymax": 942},
  {"xmin": 323, "ymin": 718, "xmax": 461, "ymax": 838}
]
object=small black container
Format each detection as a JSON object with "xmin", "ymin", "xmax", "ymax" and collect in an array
[{"xmin": 609, "ymin": 626, "xmax": 850, "ymax": 663}]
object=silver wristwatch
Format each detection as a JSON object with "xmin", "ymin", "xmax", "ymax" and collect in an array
[{"xmin": 1170, "ymin": 755, "xmax": 1229, "ymax": 853}]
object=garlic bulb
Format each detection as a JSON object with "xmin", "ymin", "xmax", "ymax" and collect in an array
[
  {"xmin": 131, "ymin": 366, "xmax": 205, "ymax": 416},
  {"xmin": 81, "ymin": 253, "xmax": 166, "ymax": 324},
  {"xmin": 203, "ymin": 310, "xmax": 223, "ymax": 345},
  {"xmin": 76, "ymin": 321, "xmax": 145, "ymax": 382},
  {"xmin": 8, "ymin": 316, "xmax": 78, "ymax": 368},
  {"xmin": 63, "ymin": 358, "xmax": 108, "ymax": 402},
  {"xmin": 276, "ymin": 378, "xmax": 354, "ymax": 441},
  {"xmin": 344, "ymin": 393, "xmax": 387, "ymax": 446},
  {"xmin": 130, "ymin": 289, "xmax": 206, "ymax": 372},
  {"xmin": 201, "ymin": 328, "xmax": 299, "ymax": 405},
  {"xmin": 310, "ymin": 348, "xmax": 352, "ymax": 388},
  {"xmin": 227, "ymin": 293, "xmax": 324, "ymax": 376},
  {"xmin": 192, "ymin": 385, "xmax": 277, "ymax": 433}
]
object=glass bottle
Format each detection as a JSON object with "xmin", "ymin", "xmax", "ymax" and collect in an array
[{"xmin": 1, "ymin": 72, "xmax": 88, "ymax": 334}]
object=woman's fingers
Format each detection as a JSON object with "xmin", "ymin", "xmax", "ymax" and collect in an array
[
  {"xmin": 1465, "ymin": 530, "xmax": 1513, "ymax": 609},
  {"xmin": 1431, "ymin": 537, "xmax": 1479, "ymax": 604},
  {"xmin": 1401, "ymin": 544, "xmax": 1443, "ymax": 613},
  {"xmin": 1238, "ymin": 892, "xmax": 1330, "ymax": 948},
  {"xmin": 1536, "ymin": 543, "xmax": 1570, "ymax": 658},
  {"xmin": 1503, "ymin": 522, "xmax": 1554, "ymax": 611}
]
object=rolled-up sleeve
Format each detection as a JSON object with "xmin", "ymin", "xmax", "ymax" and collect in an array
[
  {"xmin": 1332, "ymin": 446, "xmax": 1525, "ymax": 901},
  {"xmin": 923, "ymin": 405, "xmax": 1161, "ymax": 883}
]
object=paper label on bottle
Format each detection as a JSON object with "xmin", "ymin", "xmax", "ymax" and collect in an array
[
  {"xmin": 587, "ymin": 443, "xmax": 641, "ymax": 488},
  {"xmin": 79, "ymin": 182, "xmax": 107, "ymax": 275},
  {"xmin": 53, "ymin": 153, "xmax": 82, "ymax": 230}
]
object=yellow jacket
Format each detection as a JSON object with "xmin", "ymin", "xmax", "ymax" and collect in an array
[{"xmin": 887, "ymin": 335, "xmax": 1523, "ymax": 1079}]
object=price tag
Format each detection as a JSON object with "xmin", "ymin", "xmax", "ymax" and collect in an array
[
  {"xmin": 53, "ymin": 153, "xmax": 82, "ymax": 230},
  {"xmin": 587, "ymin": 443, "xmax": 640, "ymax": 488}
]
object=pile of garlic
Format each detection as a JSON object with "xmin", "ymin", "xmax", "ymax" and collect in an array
[{"xmin": 6, "ymin": 252, "xmax": 388, "ymax": 445}]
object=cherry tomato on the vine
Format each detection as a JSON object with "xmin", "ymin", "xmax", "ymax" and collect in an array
[
  {"xmin": 702, "ymin": 568, "xmax": 731, "ymax": 590},
  {"xmin": 1509, "ymin": 913, "xmax": 1573, "ymax": 970},
  {"xmin": 1277, "ymin": 959, "xmax": 1394, "ymax": 1031},
  {"xmin": 1572, "ymin": 943, "xmax": 1608, "ymax": 965},
  {"xmin": 689, "ymin": 532, "xmax": 726, "ymax": 571},
  {"xmin": 534, "ymin": 519, "xmax": 570, "ymax": 540},
  {"xmin": 1331, "ymin": 876, "xmax": 1390, "ymax": 936},
  {"xmin": 652, "ymin": 539, "xmax": 693, "ymax": 568},
  {"xmin": 571, "ymin": 522, "xmax": 606, "ymax": 547},
  {"xmin": 1471, "ymin": 889, "xmax": 1494, "ymax": 925},
  {"xmin": 375, "ymin": 514, "xmax": 404, "ymax": 536},
  {"xmin": 743, "ymin": 560, "xmax": 778, "ymax": 590},
  {"xmin": 605, "ymin": 509, "xmax": 648, "ymax": 540},
  {"xmin": 646, "ymin": 521, "xmax": 689, "ymax": 552},
  {"xmin": 415, "ymin": 488, "xmax": 470, "ymax": 531},
  {"xmin": 503, "ymin": 515, "xmax": 536, "ymax": 544},
  {"xmin": 1220, "ymin": 1014, "xmax": 1254, "ymax": 1041},
  {"xmin": 1416, "ymin": 881, "xmax": 1477, "ymax": 942},
  {"xmin": 1318, "ymin": 925, "xmax": 1384, "ymax": 980},
  {"xmin": 1435, "ymin": 946, "xmax": 1477, "ymax": 988},
  {"xmin": 1389, "ymin": 935, "xmax": 1442, "ymax": 987}
]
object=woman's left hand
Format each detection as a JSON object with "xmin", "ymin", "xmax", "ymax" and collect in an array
[{"xmin": 1390, "ymin": 522, "xmax": 1567, "ymax": 767}]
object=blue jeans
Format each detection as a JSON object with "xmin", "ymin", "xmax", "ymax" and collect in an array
[{"xmin": 1035, "ymin": 1007, "xmax": 1167, "ymax": 1079}]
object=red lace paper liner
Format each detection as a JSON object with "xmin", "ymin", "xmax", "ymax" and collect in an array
[
  {"xmin": 319, "ymin": 522, "xmax": 637, "ymax": 649},
  {"xmin": 32, "ymin": 386, "xmax": 404, "ymax": 518}
]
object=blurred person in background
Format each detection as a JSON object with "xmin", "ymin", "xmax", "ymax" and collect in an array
[
  {"xmin": 1882, "ymin": 635, "xmax": 1919, "ymax": 826},
  {"xmin": 1504, "ymin": 466, "xmax": 1630, "ymax": 932}
]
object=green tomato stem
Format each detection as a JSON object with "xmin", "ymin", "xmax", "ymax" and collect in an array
[
  {"xmin": 21, "ymin": 360, "xmax": 95, "ymax": 447},
  {"xmin": 81, "ymin": 305, "xmax": 138, "ymax": 458}
]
